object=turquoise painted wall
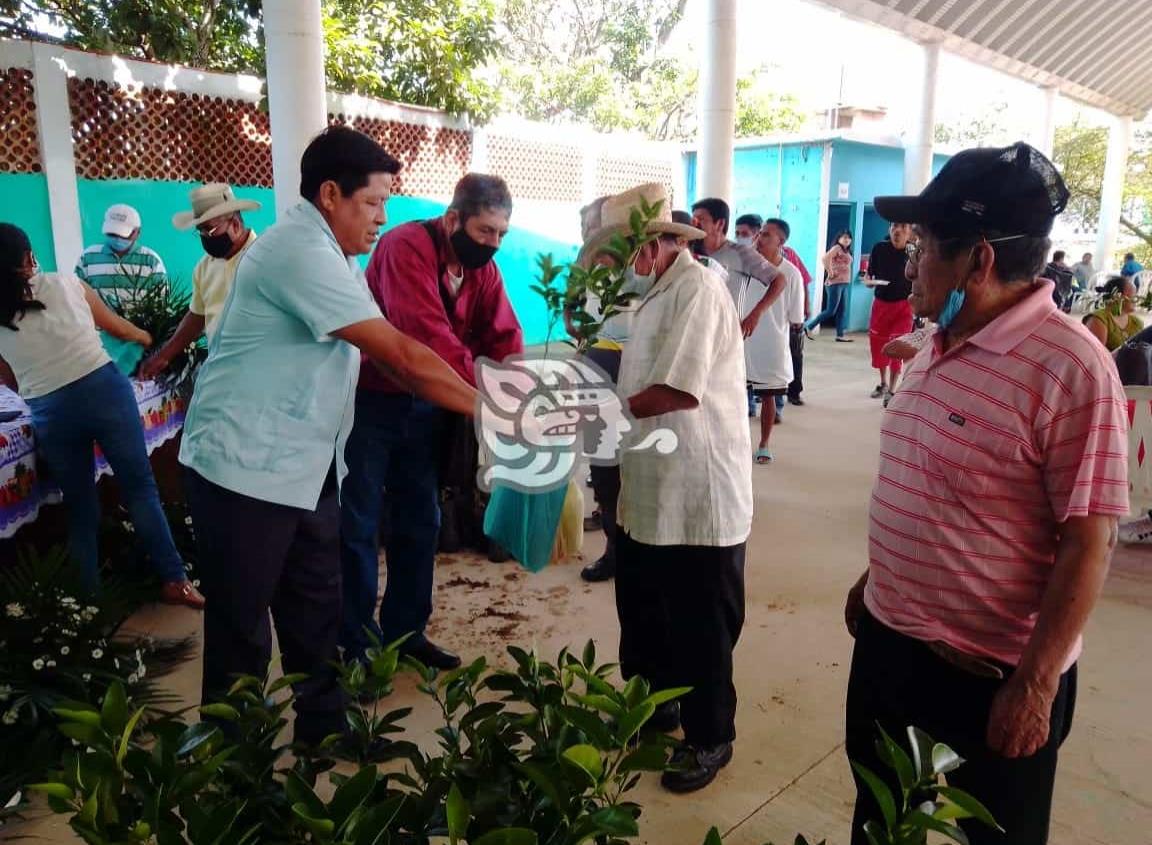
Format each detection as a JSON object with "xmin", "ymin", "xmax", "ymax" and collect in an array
[
  {"xmin": 62, "ymin": 179, "xmax": 571, "ymax": 344},
  {"xmin": 0, "ymin": 173, "xmax": 55, "ymax": 270}
]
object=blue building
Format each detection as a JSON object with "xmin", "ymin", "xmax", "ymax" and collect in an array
[{"xmin": 684, "ymin": 132, "xmax": 949, "ymax": 332}]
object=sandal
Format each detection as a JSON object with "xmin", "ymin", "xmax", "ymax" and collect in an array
[{"xmin": 754, "ymin": 447, "xmax": 773, "ymax": 465}]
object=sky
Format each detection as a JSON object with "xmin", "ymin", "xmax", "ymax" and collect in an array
[{"xmin": 674, "ymin": 0, "xmax": 1118, "ymax": 141}]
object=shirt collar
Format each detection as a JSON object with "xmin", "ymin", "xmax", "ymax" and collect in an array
[
  {"xmin": 644, "ymin": 248, "xmax": 696, "ymax": 301},
  {"xmin": 943, "ymin": 279, "xmax": 1058, "ymax": 357},
  {"xmin": 290, "ymin": 201, "xmax": 359, "ymax": 272}
]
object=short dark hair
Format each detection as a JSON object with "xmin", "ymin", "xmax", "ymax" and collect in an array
[
  {"xmin": 671, "ymin": 209, "xmax": 693, "ymax": 225},
  {"xmin": 763, "ymin": 218, "xmax": 791, "ymax": 241},
  {"xmin": 1052, "ymin": 250, "xmax": 1066, "ymax": 262},
  {"xmin": 691, "ymin": 198, "xmax": 731, "ymax": 233},
  {"xmin": 1125, "ymin": 253, "xmax": 1136, "ymax": 261},
  {"xmin": 449, "ymin": 173, "xmax": 513, "ymax": 223},
  {"xmin": 300, "ymin": 125, "xmax": 401, "ymax": 202},
  {"xmin": 735, "ymin": 213, "xmax": 763, "ymax": 230},
  {"xmin": 1101, "ymin": 275, "xmax": 1129, "ymax": 299},
  {"xmin": 927, "ymin": 226, "xmax": 1050, "ymax": 283}
]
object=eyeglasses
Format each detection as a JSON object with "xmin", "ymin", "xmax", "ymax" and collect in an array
[{"xmin": 905, "ymin": 234, "xmax": 1028, "ymax": 264}]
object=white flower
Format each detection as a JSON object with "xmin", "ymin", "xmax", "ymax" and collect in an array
[
  {"xmin": 184, "ymin": 517, "xmax": 193, "ymax": 527},
  {"xmin": 127, "ymin": 672, "xmax": 139, "ymax": 684},
  {"xmin": 45, "ymin": 660, "xmax": 56, "ymax": 668},
  {"xmin": 31, "ymin": 659, "xmax": 44, "ymax": 671},
  {"xmin": 81, "ymin": 673, "xmax": 91, "ymax": 683},
  {"xmin": 4, "ymin": 603, "xmax": 24, "ymax": 618},
  {"xmin": 0, "ymin": 684, "xmax": 11, "ymax": 701},
  {"xmin": 192, "ymin": 579, "xmax": 201, "ymax": 588},
  {"xmin": 136, "ymin": 663, "xmax": 146, "ymax": 679},
  {"xmin": 85, "ymin": 606, "xmax": 98, "ymax": 614},
  {"xmin": 91, "ymin": 648, "xmax": 103, "ymax": 659},
  {"xmin": 60, "ymin": 596, "xmax": 78, "ymax": 607},
  {"xmin": 59, "ymin": 646, "xmax": 70, "ymax": 656},
  {"xmin": 2, "ymin": 710, "xmax": 16, "ymax": 725}
]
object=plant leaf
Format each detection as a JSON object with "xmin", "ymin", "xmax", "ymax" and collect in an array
[
  {"xmin": 472, "ymin": 829, "xmax": 538, "ymax": 845},
  {"xmin": 446, "ymin": 782, "xmax": 470, "ymax": 844},
  {"xmin": 562, "ymin": 743, "xmax": 604, "ymax": 782},
  {"xmin": 643, "ymin": 687, "xmax": 692, "ymax": 708},
  {"xmin": 904, "ymin": 810, "xmax": 971, "ymax": 845},
  {"xmin": 702, "ymin": 827, "xmax": 723, "ymax": 845},
  {"xmin": 931, "ymin": 743, "xmax": 964, "ymax": 775},
  {"xmin": 176, "ymin": 722, "xmax": 219, "ymax": 757},
  {"xmin": 850, "ymin": 761, "xmax": 897, "ymax": 831},
  {"xmin": 934, "ymin": 786, "xmax": 1002, "ymax": 830},
  {"xmin": 907, "ymin": 726, "xmax": 934, "ymax": 779},
  {"xmin": 616, "ymin": 701, "xmax": 656, "ymax": 744},
  {"xmin": 588, "ymin": 805, "xmax": 638, "ymax": 836},
  {"xmin": 116, "ymin": 707, "xmax": 146, "ymax": 767},
  {"xmin": 27, "ymin": 782, "xmax": 75, "ymax": 801}
]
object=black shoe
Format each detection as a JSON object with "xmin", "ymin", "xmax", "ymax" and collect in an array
[
  {"xmin": 583, "ymin": 511, "xmax": 602, "ymax": 532},
  {"xmin": 647, "ymin": 701, "xmax": 681, "ymax": 733},
  {"xmin": 487, "ymin": 540, "xmax": 512, "ymax": 563},
  {"xmin": 400, "ymin": 639, "xmax": 462, "ymax": 671},
  {"xmin": 660, "ymin": 742, "xmax": 733, "ymax": 793},
  {"xmin": 580, "ymin": 556, "xmax": 616, "ymax": 582},
  {"xmin": 788, "ymin": 396, "xmax": 804, "ymax": 406}
]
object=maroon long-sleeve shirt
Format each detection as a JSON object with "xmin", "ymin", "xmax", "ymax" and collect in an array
[{"xmin": 360, "ymin": 218, "xmax": 524, "ymax": 392}]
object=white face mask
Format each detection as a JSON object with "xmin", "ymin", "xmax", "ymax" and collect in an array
[
  {"xmin": 624, "ymin": 265, "xmax": 657, "ymax": 298},
  {"xmin": 736, "ymin": 236, "xmax": 754, "ymax": 247}
]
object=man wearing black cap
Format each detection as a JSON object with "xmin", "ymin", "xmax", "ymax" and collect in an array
[{"xmin": 843, "ymin": 143, "xmax": 1129, "ymax": 844}]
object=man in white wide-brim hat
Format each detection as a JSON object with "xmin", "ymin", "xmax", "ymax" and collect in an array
[
  {"xmin": 596, "ymin": 182, "xmax": 753, "ymax": 794},
  {"xmin": 140, "ymin": 184, "xmax": 262, "ymax": 379}
]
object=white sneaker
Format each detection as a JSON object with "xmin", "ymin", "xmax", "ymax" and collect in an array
[{"xmin": 1119, "ymin": 515, "xmax": 1152, "ymax": 545}]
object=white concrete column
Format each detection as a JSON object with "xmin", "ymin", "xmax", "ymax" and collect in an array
[
  {"xmin": 1037, "ymin": 85, "xmax": 1059, "ymax": 158},
  {"xmin": 469, "ymin": 127, "xmax": 489, "ymax": 175},
  {"xmin": 30, "ymin": 44, "xmax": 83, "ymax": 273},
  {"xmin": 903, "ymin": 41, "xmax": 941, "ymax": 194},
  {"xmin": 263, "ymin": 0, "xmax": 328, "ymax": 217},
  {"xmin": 696, "ymin": 0, "xmax": 738, "ymax": 202},
  {"xmin": 1096, "ymin": 114, "xmax": 1133, "ymax": 273}
]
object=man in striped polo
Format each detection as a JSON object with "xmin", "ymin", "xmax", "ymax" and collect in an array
[
  {"xmin": 75, "ymin": 204, "xmax": 167, "ymax": 308},
  {"xmin": 843, "ymin": 143, "xmax": 1129, "ymax": 845}
]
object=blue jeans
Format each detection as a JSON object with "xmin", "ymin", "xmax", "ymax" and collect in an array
[
  {"xmin": 339, "ymin": 391, "xmax": 444, "ymax": 660},
  {"xmin": 805, "ymin": 283, "xmax": 849, "ymax": 337},
  {"xmin": 27, "ymin": 362, "xmax": 185, "ymax": 590}
]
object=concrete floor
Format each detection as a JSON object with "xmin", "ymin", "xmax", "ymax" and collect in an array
[{"xmin": 9, "ymin": 334, "xmax": 1152, "ymax": 844}]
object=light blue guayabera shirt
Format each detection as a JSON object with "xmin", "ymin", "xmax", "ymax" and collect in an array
[{"xmin": 179, "ymin": 202, "xmax": 382, "ymax": 509}]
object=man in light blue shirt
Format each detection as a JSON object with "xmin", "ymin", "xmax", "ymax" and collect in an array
[{"xmin": 180, "ymin": 126, "xmax": 476, "ymax": 750}]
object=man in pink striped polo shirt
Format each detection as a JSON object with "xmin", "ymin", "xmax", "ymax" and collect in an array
[{"xmin": 843, "ymin": 143, "xmax": 1128, "ymax": 845}]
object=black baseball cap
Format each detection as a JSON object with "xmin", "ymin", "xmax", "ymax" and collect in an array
[{"xmin": 875, "ymin": 142, "xmax": 1070, "ymax": 238}]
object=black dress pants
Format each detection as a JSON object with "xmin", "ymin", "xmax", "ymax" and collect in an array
[{"xmin": 614, "ymin": 529, "xmax": 746, "ymax": 746}]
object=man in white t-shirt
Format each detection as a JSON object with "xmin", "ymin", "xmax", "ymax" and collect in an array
[{"xmin": 743, "ymin": 219, "xmax": 804, "ymax": 463}]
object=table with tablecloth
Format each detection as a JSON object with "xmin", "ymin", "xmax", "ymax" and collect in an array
[{"xmin": 0, "ymin": 380, "xmax": 186, "ymax": 539}]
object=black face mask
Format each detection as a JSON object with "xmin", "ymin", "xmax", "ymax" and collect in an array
[
  {"xmin": 450, "ymin": 227, "xmax": 498, "ymax": 270},
  {"xmin": 200, "ymin": 230, "xmax": 235, "ymax": 259}
]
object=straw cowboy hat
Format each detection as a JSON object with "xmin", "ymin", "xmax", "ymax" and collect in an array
[
  {"xmin": 172, "ymin": 183, "xmax": 261, "ymax": 230},
  {"xmin": 576, "ymin": 183, "xmax": 704, "ymax": 268}
]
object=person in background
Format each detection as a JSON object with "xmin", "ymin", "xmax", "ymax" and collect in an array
[
  {"xmin": 1071, "ymin": 251, "xmax": 1095, "ymax": 290},
  {"xmin": 140, "ymin": 184, "xmax": 260, "ymax": 380},
  {"xmin": 74, "ymin": 204, "xmax": 167, "ymax": 306},
  {"xmin": 1083, "ymin": 275, "xmax": 1143, "ymax": 352},
  {"xmin": 611, "ymin": 185, "xmax": 751, "ymax": 794},
  {"xmin": 673, "ymin": 210, "xmax": 729, "ymax": 284},
  {"xmin": 0, "ymin": 223, "xmax": 203, "ymax": 608},
  {"xmin": 733, "ymin": 213, "xmax": 762, "ymax": 245},
  {"xmin": 847, "ymin": 142, "xmax": 1127, "ymax": 845},
  {"xmin": 748, "ymin": 218, "xmax": 804, "ymax": 463},
  {"xmin": 806, "ymin": 230, "xmax": 854, "ymax": 341},
  {"xmin": 1042, "ymin": 249, "xmax": 1074, "ymax": 311},
  {"xmin": 180, "ymin": 126, "xmax": 477, "ymax": 751},
  {"xmin": 865, "ymin": 222, "xmax": 914, "ymax": 405},
  {"xmin": 340, "ymin": 173, "xmax": 523, "ymax": 670},
  {"xmin": 1121, "ymin": 252, "xmax": 1144, "ymax": 284}
]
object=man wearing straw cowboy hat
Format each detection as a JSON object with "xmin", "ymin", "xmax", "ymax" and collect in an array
[
  {"xmin": 140, "ymin": 184, "xmax": 261, "ymax": 379},
  {"xmin": 584, "ymin": 183, "xmax": 753, "ymax": 793}
]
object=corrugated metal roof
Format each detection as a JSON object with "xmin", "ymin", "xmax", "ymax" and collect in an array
[{"xmin": 808, "ymin": 0, "xmax": 1152, "ymax": 117}]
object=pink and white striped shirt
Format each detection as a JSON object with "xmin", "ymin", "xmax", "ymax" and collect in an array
[{"xmin": 864, "ymin": 281, "xmax": 1129, "ymax": 669}]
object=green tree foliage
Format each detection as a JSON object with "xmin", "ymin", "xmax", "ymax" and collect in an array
[
  {"xmin": 0, "ymin": 0, "xmax": 501, "ymax": 121},
  {"xmin": 1053, "ymin": 121, "xmax": 1152, "ymax": 264}
]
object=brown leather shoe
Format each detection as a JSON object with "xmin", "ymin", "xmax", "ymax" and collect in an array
[{"xmin": 160, "ymin": 580, "xmax": 205, "ymax": 610}]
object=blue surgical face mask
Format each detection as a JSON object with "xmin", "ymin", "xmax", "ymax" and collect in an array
[
  {"xmin": 105, "ymin": 235, "xmax": 135, "ymax": 253},
  {"xmin": 624, "ymin": 265, "xmax": 657, "ymax": 298},
  {"xmin": 937, "ymin": 287, "xmax": 966, "ymax": 329}
]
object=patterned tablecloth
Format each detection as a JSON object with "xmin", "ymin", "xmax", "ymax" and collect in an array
[
  {"xmin": 1127, "ymin": 386, "xmax": 1152, "ymax": 516},
  {"xmin": 0, "ymin": 381, "xmax": 185, "ymax": 539}
]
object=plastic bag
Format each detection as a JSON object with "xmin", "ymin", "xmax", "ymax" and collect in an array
[{"xmin": 483, "ymin": 481, "xmax": 569, "ymax": 573}]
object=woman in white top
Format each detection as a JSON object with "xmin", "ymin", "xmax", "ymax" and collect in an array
[{"xmin": 0, "ymin": 223, "xmax": 203, "ymax": 607}]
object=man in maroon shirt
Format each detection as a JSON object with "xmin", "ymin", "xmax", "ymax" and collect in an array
[{"xmin": 340, "ymin": 174, "xmax": 523, "ymax": 669}]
